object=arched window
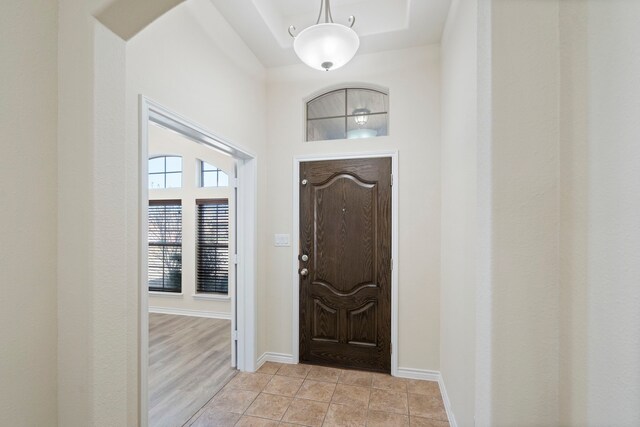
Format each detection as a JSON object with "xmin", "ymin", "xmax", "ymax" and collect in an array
[
  {"xmin": 306, "ymin": 87, "xmax": 389, "ymax": 141},
  {"xmin": 200, "ymin": 161, "xmax": 229, "ymax": 187},
  {"xmin": 149, "ymin": 156, "xmax": 182, "ymax": 189}
]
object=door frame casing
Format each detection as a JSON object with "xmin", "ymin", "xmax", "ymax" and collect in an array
[
  {"xmin": 292, "ymin": 151, "xmax": 399, "ymax": 376},
  {"xmin": 139, "ymin": 96, "xmax": 258, "ymax": 425}
]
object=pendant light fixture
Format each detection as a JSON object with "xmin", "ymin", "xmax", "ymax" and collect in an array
[
  {"xmin": 353, "ymin": 108, "xmax": 370, "ymax": 126},
  {"xmin": 288, "ymin": 0, "xmax": 360, "ymax": 71}
]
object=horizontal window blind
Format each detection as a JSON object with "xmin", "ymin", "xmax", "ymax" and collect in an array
[
  {"xmin": 148, "ymin": 200, "xmax": 182, "ymax": 293},
  {"xmin": 197, "ymin": 199, "xmax": 229, "ymax": 294}
]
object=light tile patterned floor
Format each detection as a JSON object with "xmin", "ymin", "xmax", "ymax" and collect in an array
[{"xmin": 186, "ymin": 363, "xmax": 450, "ymax": 427}]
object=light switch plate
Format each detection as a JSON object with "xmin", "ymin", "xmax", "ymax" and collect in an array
[{"xmin": 274, "ymin": 234, "xmax": 290, "ymax": 247}]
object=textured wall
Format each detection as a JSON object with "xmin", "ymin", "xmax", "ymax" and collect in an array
[
  {"xmin": 440, "ymin": 0, "xmax": 477, "ymax": 425},
  {"xmin": 584, "ymin": 1, "xmax": 640, "ymax": 424},
  {"xmin": 559, "ymin": 1, "xmax": 589, "ymax": 424},
  {"xmin": 485, "ymin": 0, "xmax": 561, "ymax": 425},
  {"xmin": 478, "ymin": 2, "xmax": 640, "ymax": 425},
  {"xmin": 0, "ymin": 0, "xmax": 58, "ymax": 425},
  {"xmin": 559, "ymin": 2, "xmax": 640, "ymax": 425}
]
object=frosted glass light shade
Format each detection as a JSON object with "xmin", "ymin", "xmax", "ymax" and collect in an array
[
  {"xmin": 293, "ymin": 23, "xmax": 360, "ymax": 71},
  {"xmin": 354, "ymin": 114, "xmax": 368, "ymax": 126}
]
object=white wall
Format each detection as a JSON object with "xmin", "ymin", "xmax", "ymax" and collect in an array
[
  {"xmin": 440, "ymin": 0, "xmax": 477, "ymax": 425},
  {"xmin": 59, "ymin": 1, "xmax": 128, "ymax": 424},
  {"xmin": 582, "ymin": 1, "xmax": 640, "ymax": 424},
  {"xmin": 147, "ymin": 124, "xmax": 234, "ymax": 317},
  {"xmin": 476, "ymin": 2, "xmax": 640, "ymax": 426},
  {"xmin": 0, "ymin": 0, "xmax": 58, "ymax": 425},
  {"xmin": 480, "ymin": 1, "xmax": 561, "ymax": 425},
  {"xmin": 558, "ymin": 1, "xmax": 589, "ymax": 424},
  {"xmin": 265, "ymin": 46, "xmax": 441, "ymax": 371}
]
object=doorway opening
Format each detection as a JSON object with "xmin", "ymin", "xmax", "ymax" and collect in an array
[
  {"xmin": 139, "ymin": 97, "xmax": 257, "ymax": 426},
  {"xmin": 292, "ymin": 152, "xmax": 399, "ymax": 376}
]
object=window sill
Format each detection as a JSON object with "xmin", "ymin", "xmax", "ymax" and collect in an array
[
  {"xmin": 192, "ymin": 294, "xmax": 230, "ymax": 301},
  {"xmin": 149, "ymin": 291, "xmax": 183, "ymax": 298}
]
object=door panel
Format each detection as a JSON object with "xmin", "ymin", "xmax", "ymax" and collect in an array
[
  {"xmin": 348, "ymin": 301, "xmax": 377, "ymax": 346},
  {"xmin": 299, "ymin": 158, "xmax": 391, "ymax": 372},
  {"xmin": 313, "ymin": 299, "xmax": 339, "ymax": 342},
  {"xmin": 313, "ymin": 174, "xmax": 376, "ymax": 290}
]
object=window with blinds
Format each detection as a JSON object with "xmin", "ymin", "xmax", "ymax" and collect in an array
[
  {"xmin": 148, "ymin": 200, "xmax": 182, "ymax": 293},
  {"xmin": 197, "ymin": 199, "xmax": 229, "ymax": 294}
]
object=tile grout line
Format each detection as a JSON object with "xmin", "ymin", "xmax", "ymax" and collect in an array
[
  {"xmin": 192, "ymin": 364, "xmax": 450, "ymax": 427},
  {"xmin": 320, "ymin": 368, "xmax": 341, "ymax": 427},
  {"xmin": 243, "ymin": 363, "xmax": 282, "ymax": 424},
  {"xmin": 280, "ymin": 368, "xmax": 307, "ymax": 424},
  {"xmin": 258, "ymin": 364, "xmax": 312, "ymax": 424}
]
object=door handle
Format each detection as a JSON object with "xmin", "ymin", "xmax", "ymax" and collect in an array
[{"xmin": 299, "ymin": 268, "xmax": 309, "ymax": 277}]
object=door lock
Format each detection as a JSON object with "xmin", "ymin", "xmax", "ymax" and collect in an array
[
  {"xmin": 299, "ymin": 254, "xmax": 309, "ymax": 262},
  {"xmin": 299, "ymin": 268, "xmax": 309, "ymax": 277}
]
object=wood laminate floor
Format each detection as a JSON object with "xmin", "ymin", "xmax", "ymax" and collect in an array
[{"xmin": 149, "ymin": 313, "xmax": 237, "ymax": 427}]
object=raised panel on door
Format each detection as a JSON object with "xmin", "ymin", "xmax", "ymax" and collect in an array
[
  {"xmin": 313, "ymin": 174, "xmax": 377, "ymax": 293},
  {"xmin": 299, "ymin": 158, "xmax": 391, "ymax": 372},
  {"xmin": 348, "ymin": 301, "xmax": 378, "ymax": 347},
  {"xmin": 312, "ymin": 298, "xmax": 339, "ymax": 342}
]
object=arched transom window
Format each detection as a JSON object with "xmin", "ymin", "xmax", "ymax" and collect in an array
[
  {"xmin": 148, "ymin": 156, "xmax": 182, "ymax": 189},
  {"xmin": 200, "ymin": 161, "xmax": 229, "ymax": 187},
  {"xmin": 306, "ymin": 87, "xmax": 389, "ymax": 142}
]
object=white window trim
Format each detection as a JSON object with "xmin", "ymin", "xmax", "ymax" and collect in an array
[
  {"xmin": 148, "ymin": 291, "xmax": 184, "ymax": 298},
  {"xmin": 192, "ymin": 293, "xmax": 231, "ymax": 301}
]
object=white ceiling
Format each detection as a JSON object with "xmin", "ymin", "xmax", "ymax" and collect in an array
[{"xmin": 208, "ymin": 0, "xmax": 452, "ymax": 68}]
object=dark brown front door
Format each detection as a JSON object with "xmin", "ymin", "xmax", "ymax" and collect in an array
[{"xmin": 299, "ymin": 157, "xmax": 392, "ymax": 372}]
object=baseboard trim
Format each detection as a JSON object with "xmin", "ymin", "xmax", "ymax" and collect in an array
[
  {"xmin": 256, "ymin": 352, "xmax": 295, "ymax": 369},
  {"xmin": 149, "ymin": 306, "xmax": 232, "ymax": 320},
  {"xmin": 396, "ymin": 367, "xmax": 456, "ymax": 427},
  {"xmin": 395, "ymin": 367, "xmax": 440, "ymax": 381},
  {"xmin": 438, "ymin": 375, "xmax": 458, "ymax": 427}
]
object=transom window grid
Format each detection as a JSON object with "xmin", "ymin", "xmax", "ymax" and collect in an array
[
  {"xmin": 148, "ymin": 200, "xmax": 182, "ymax": 293},
  {"xmin": 200, "ymin": 161, "xmax": 229, "ymax": 187},
  {"xmin": 306, "ymin": 88, "xmax": 389, "ymax": 142},
  {"xmin": 196, "ymin": 199, "xmax": 229, "ymax": 294},
  {"xmin": 149, "ymin": 156, "xmax": 182, "ymax": 189}
]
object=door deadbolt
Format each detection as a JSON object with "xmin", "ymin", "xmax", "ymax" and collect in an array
[
  {"xmin": 301, "ymin": 179, "xmax": 308, "ymax": 186},
  {"xmin": 299, "ymin": 254, "xmax": 309, "ymax": 262}
]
